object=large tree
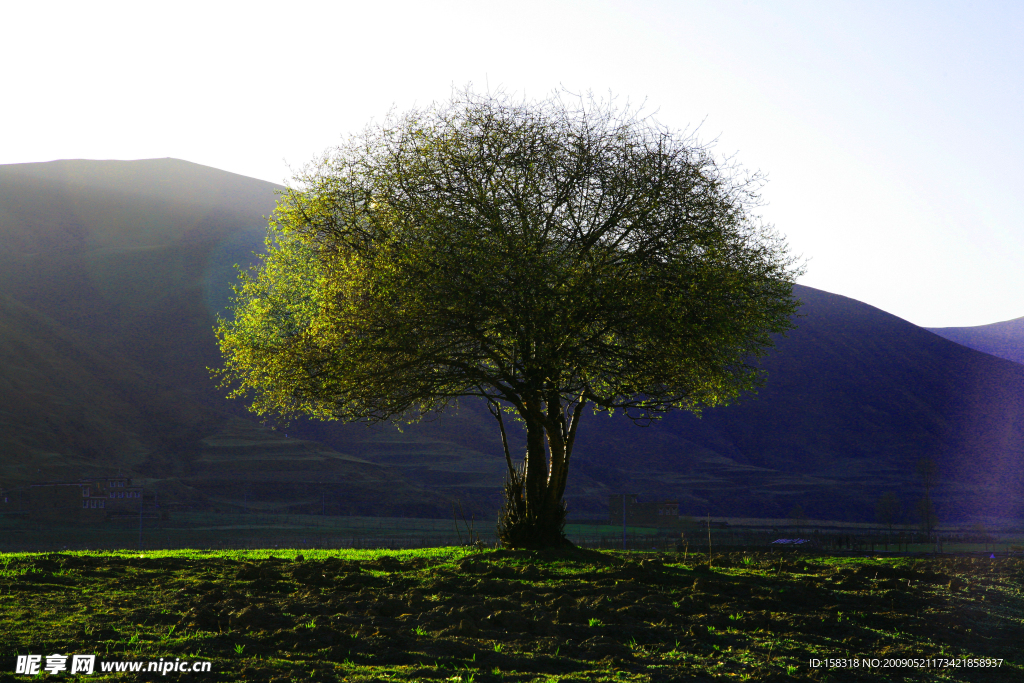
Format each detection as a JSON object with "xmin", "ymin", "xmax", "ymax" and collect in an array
[{"xmin": 214, "ymin": 90, "xmax": 802, "ymax": 548}]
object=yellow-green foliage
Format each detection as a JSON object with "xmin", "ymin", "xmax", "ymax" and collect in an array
[{"xmin": 213, "ymin": 89, "xmax": 802, "ymax": 429}]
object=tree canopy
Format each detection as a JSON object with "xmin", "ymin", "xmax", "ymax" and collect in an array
[{"xmin": 214, "ymin": 89, "xmax": 802, "ymax": 547}]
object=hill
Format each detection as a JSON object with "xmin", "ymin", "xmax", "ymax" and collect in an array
[
  {"xmin": 0, "ymin": 159, "xmax": 451, "ymax": 516},
  {"xmin": 927, "ymin": 317, "xmax": 1024, "ymax": 366},
  {"xmin": 297, "ymin": 284, "xmax": 1024, "ymax": 523},
  {"xmin": 609, "ymin": 285, "xmax": 1024, "ymax": 522},
  {"xmin": 2, "ymin": 158, "xmax": 1023, "ymax": 524}
]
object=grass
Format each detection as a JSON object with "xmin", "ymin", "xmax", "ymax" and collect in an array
[
  {"xmin": 0, "ymin": 514, "xmax": 683, "ymax": 554},
  {"xmin": 1, "ymin": 547, "xmax": 1022, "ymax": 681}
]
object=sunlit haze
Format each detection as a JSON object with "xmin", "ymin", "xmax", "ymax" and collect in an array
[{"xmin": 3, "ymin": 1, "xmax": 1021, "ymax": 327}]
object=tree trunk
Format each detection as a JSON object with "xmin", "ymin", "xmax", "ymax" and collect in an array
[
  {"xmin": 523, "ymin": 399, "xmax": 548, "ymax": 521},
  {"xmin": 497, "ymin": 397, "xmax": 572, "ymax": 549},
  {"xmin": 544, "ymin": 393, "xmax": 567, "ymax": 511}
]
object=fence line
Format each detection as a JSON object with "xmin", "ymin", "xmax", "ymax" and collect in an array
[{"xmin": 1, "ymin": 521, "xmax": 1019, "ymax": 554}]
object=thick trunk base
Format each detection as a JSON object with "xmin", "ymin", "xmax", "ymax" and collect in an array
[{"xmin": 496, "ymin": 477, "xmax": 570, "ymax": 549}]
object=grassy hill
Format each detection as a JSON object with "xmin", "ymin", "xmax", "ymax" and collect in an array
[{"xmin": 2, "ymin": 158, "xmax": 1023, "ymax": 525}]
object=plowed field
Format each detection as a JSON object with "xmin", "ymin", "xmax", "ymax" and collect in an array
[{"xmin": 1, "ymin": 548, "xmax": 1021, "ymax": 681}]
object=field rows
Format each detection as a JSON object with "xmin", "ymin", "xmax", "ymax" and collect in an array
[{"xmin": 2, "ymin": 548, "xmax": 1022, "ymax": 681}]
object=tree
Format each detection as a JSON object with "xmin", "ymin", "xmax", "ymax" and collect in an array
[
  {"xmin": 914, "ymin": 457, "xmax": 939, "ymax": 539},
  {"xmin": 787, "ymin": 504, "xmax": 807, "ymax": 529},
  {"xmin": 213, "ymin": 89, "xmax": 802, "ymax": 548},
  {"xmin": 915, "ymin": 457, "xmax": 938, "ymax": 496},
  {"xmin": 915, "ymin": 496, "xmax": 938, "ymax": 538},
  {"xmin": 875, "ymin": 491, "xmax": 900, "ymax": 550}
]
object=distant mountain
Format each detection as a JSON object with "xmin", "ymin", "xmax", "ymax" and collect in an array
[
  {"xmin": 2, "ymin": 159, "xmax": 1023, "ymax": 524},
  {"xmin": 927, "ymin": 318, "xmax": 1024, "ymax": 366}
]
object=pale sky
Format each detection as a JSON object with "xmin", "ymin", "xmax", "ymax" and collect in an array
[{"xmin": 3, "ymin": 1, "xmax": 1021, "ymax": 327}]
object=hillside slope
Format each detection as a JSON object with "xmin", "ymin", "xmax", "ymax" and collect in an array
[
  {"xmin": 0, "ymin": 159, "xmax": 451, "ymax": 515},
  {"xmin": 626, "ymin": 285, "xmax": 1024, "ymax": 521},
  {"xmin": 2, "ymin": 159, "xmax": 1022, "ymax": 523}
]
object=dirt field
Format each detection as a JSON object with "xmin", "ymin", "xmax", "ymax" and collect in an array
[{"xmin": 1, "ymin": 547, "xmax": 1021, "ymax": 681}]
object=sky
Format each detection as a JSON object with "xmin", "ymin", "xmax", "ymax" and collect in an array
[{"xmin": 3, "ymin": 0, "xmax": 1021, "ymax": 328}]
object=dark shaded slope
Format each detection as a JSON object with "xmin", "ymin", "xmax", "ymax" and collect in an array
[
  {"xmin": 0, "ymin": 159, "xmax": 452, "ymax": 515},
  {"xmin": 545, "ymin": 285, "xmax": 1024, "ymax": 522},
  {"xmin": 928, "ymin": 317, "xmax": 1024, "ymax": 366},
  {"xmin": 667, "ymin": 285, "xmax": 1024, "ymax": 521},
  {"xmin": 0, "ymin": 290, "xmax": 222, "ymax": 485}
]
